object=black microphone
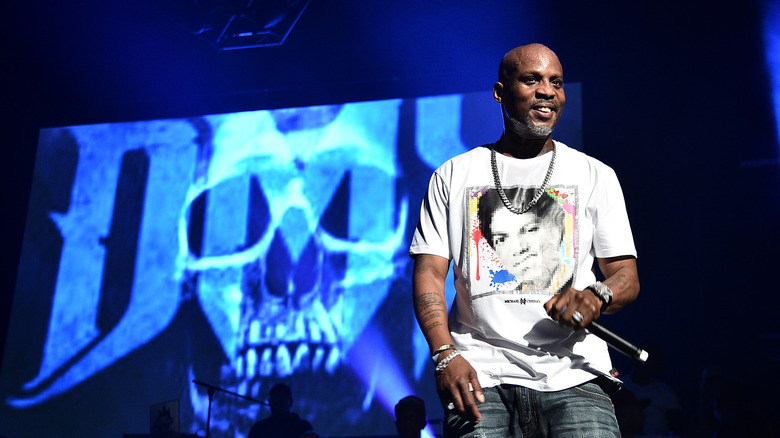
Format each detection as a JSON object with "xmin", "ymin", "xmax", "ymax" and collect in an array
[{"xmin": 586, "ymin": 321, "xmax": 649, "ymax": 363}]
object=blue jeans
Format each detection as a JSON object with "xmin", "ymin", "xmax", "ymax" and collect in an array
[{"xmin": 444, "ymin": 382, "xmax": 620, "ymax": 438}]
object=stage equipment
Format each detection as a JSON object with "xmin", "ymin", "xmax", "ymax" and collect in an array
[
  {"xmin": 162, "ymin": 0, "xmax": 310, "ymax": 51},
  {"xmin": 192, "ymin": 379, "xmax": 265, "ymax": 438}
]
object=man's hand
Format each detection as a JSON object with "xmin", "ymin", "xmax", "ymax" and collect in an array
[
  {"xmin": 544, "ymin": 286, "xmax": 602, "ymax": 328},
  {"xmin": 545, "ymin": 256, "xmax": 640, "ymax": 327},
  {"xmin": 436, "ymin": 355, "xmax": 485, "ymax": 423}
]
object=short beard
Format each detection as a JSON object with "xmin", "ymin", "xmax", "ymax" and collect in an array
[{"xmin": 506, "ymin": 114, "xmax": 553, "ymax": 139}]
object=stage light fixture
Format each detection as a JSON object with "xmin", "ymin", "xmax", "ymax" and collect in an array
[{"xmin": 164, "ymin": 0, "xmax": 310, "ymax": 51}]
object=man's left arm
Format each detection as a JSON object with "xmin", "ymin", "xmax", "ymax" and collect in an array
[
  {"xmin": 544, "ymin": 255, "xmax": 639, "ymax": 327},
  {"xmin": 597, "ymin": 255, "xmax": 639, "ymax": 314}
]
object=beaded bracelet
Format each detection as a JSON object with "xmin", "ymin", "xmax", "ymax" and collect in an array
[{"xmin": 434, "ymin": 350, "xmax": 461, "ymax": 375}]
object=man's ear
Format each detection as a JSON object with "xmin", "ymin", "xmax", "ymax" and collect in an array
[{"xmin": 493, "ymin": 81, "xmax": 503, "ymax": 103}]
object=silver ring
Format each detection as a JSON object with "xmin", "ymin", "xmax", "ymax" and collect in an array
[
  {"xmin": 572, "ymin": 311, "xmax": 583, "ymax": 324},
  {"xmin": 445, "ymin": 402, "xmax": 455, "ymax": 411}
]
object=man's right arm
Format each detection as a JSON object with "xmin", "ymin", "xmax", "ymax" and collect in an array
[
  {"xmin": 412, "ymin": 254, "xmax": 484, "ymax": 423},
  {"xmin": 412, "ymin": 254, "xmax": 452, "ymax": 350}
]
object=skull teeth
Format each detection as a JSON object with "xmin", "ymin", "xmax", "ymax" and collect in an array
[
  {"xmin": 236, "ymin": 296, "xmax": 341, "ymax": 380},
  {"xmin": 235, "ymin": 342, "xmax": 340, "ymax": 380}
]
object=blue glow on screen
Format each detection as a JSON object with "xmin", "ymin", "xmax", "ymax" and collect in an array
[
  {"xmin": 1, "ymin": 88, "xmax": 581, "ymax": 438},
  {"xmin": 766, "ymin": 0, "xmax": 780, "ymax": 148}
]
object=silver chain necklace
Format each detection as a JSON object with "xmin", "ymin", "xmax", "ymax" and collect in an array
[{"xmin": 490, "ymin": 144, "xmax": 556, "ymax": 214}]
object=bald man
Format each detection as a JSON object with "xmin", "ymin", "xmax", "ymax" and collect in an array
[{"xmin": 410, "ymin": 44, "xmax": 639, "ymax": 437}]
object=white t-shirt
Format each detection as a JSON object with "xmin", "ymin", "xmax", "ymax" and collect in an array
[{"xmin": 409, "ymin": 141, "xmax": 637, "ymax": 391}]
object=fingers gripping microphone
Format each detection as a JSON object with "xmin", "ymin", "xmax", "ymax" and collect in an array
[{"xmin": 587, "ymin": 321, "xmax": 649, "ymax": 363}]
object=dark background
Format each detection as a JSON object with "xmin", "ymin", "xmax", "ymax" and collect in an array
[{"xmin": 3, "ymin": 0, "xmax": 779, "ymax": 435}]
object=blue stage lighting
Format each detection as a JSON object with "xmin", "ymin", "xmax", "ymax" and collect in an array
[
  {"xmin": 347, "ymin": 326, "xmax": 436, "ymax": 438},
  {"xmin": 765, "ymin": 0, "xmax": 780, "ymax": 149}
]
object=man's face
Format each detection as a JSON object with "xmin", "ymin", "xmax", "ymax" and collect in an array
[
  {"xmin": 494, "ymin": 45, "xmax": 566, "ymax": 139},
  {"xmin": 489, "ymin": 207, "xmax": 562, "ymax": 285}
]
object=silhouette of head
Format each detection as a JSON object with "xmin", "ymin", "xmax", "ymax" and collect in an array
[
  {"xmin": 395, "ymin": 395, "xmax": 427, "ymax": 438},
  {"xmin": 268, "ymin": 383, "xmax": 294, "ymax": 416}
]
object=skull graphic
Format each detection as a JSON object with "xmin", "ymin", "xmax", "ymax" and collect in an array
[{"xmin": 179, "ymin": 101, "xmax": 408, "ymax": 434}]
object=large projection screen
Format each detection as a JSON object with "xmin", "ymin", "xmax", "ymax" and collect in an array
[{"xmin": 1, "ymin": 87, "xmax": 581, "ymax": 438}]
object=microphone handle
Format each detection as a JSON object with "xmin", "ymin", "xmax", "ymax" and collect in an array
[{"xmin": 587, "ymin": 320, "xmax": 649, "ymax": 363}]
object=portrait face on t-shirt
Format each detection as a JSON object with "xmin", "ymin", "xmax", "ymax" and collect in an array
[
  {"xmin": 487, "ymin": 205, "xmax": 563, "ymax": 287},
  {"xmin": 475, "ymin": 187, "xmax": 573, "ymax": 294}
]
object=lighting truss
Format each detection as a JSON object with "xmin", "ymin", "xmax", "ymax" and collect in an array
[{"xmin": 165, "ymin": 0, "xmax": 310, "ymax": 51}]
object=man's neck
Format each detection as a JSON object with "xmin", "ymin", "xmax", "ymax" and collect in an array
[{"xmin": 494, "ymin": 134, "xmax": 555, "ymax": 159}]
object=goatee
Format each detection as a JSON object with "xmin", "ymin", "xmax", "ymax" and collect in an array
[{"xmin": 506, "ymin": 114, "xmax": 553, "ymax": 139}]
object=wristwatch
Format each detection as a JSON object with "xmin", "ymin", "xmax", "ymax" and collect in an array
[{"xmin": 586, "ymin": 281, "xmax": 613, "ymax": 312}]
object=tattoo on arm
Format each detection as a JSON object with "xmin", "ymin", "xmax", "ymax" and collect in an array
[
  {"xmin": 414, "ymin": 291, "xmax": 447, "ymax": 335},
  {"xmin": 420, "ymin": 314, "xmax": 443, "ymax": 333},
  {"xmin": 605, "ymin": 266, "xmax": 639, "ymax": 306},
  {"xmin": 607, "ymin": 272, "xmax": 628, "ymax": 293}
]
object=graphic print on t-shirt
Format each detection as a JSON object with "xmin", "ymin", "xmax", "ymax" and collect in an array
[{"xmin": 468, "ymin": 185, "xmax": 577, "ymax": 298}]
